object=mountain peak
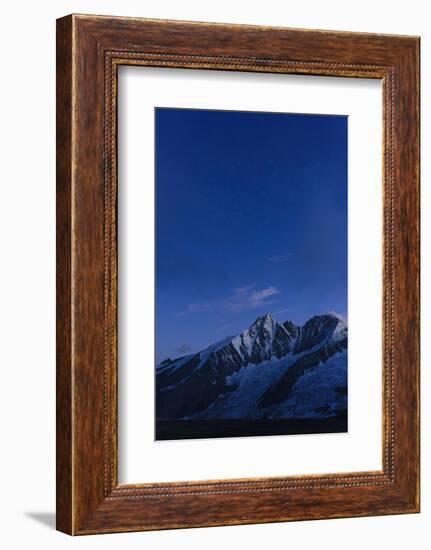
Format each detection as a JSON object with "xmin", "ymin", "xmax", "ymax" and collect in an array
[
  {"xmin": 294, "ymin": 313, "xmax": 346, "ymax": 353},
  {"xmin": 250, "ymin": 313, "xmax": 277, "ymax": 329},
  {"xmin": 326, "ymin": 311, "xmax": 346, "ymax": 324}
]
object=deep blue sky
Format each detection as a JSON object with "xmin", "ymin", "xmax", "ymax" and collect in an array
[{"xmin": 155, "ymin": 108, "xmax": 347, "ymax": 362}]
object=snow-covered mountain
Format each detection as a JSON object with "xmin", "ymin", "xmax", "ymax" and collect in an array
[{"xmin": 156, "ymin": 313, "xmax": 347, "ymax": 420}]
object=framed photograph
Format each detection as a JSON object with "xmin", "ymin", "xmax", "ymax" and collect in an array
[
  {"xmin": 56, "ymin": 14, "xmax": 420, "ymax": 534},
  {"xmin": 153, "ymin": 107, "xmax": 349, "ymax": 442}
]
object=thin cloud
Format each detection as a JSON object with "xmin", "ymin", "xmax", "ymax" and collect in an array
[
  {"xmin": 251, "ymin": 287, "xmax": 279, "ymax": 301},
  {"xmin": 232, "ymin": 284, "xmax": 255, "ymax": 296},
  {"xmin": 176, "ymin": 302, "xmax": 212, "ymax": 317},
  {"xmin": 187, "ymin": 302, "xmax": 212, "ymax": 313},
  {"xmin": 225, "ymin": 285, "xmax": 280, "ymax": 312},
  {"xmin": 273, "ymin": 307, "xmax": 290, "ymax": 316},
  {"xmin": 176, "ymin": 286, "xmax": 281, "ymax": 317},
  {"xmin": 268, "ymin": 253, "xmax": 293, "ymax": 263}
]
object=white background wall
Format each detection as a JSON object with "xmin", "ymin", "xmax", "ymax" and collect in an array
[{"xmin": 0, "ymin": 1, "xmax": 428, "ymax": 548}]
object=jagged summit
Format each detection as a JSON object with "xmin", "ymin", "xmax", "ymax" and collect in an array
[
  {"xmin": 252, "ymin": 312, "xmax": 276, "ymax": 324},
  {"xmin": 249, "ymin": 313, "xmax": 278, "ymax": 335},
  {"xmin": 295, "ymin": 313, "xmax": 345, "ymax": 353}
]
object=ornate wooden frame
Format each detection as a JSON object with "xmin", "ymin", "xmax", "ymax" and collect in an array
[{"xmin": 56, "ymin": 14, "xmax": 420, "ymax": 534}]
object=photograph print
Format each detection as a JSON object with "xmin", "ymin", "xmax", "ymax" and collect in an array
[{"xmin": 155, "ymin": 107, "xmax": 348, "ymax": 441}]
